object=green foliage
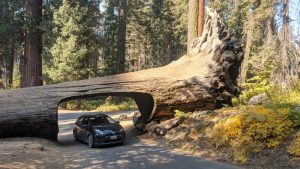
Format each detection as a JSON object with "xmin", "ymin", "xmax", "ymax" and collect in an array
[
  {"xmin": 169, "ymin": 83, "xmax": 300, "ymax": 164},
  {"xmin": 209, "ymin": 83, "xmax": 300, "ymax": 163},
  {"xmin": 233, "ymin": 72, "xmax": 271, "ymax": 105},
  {"xmin": 174, "ymin": 110, "xmax": 186, "ymax": 118},
  {"xmin": 0, "ymin": 0, "xmax": 24, "ymax": 88},
  {"xmin": 48, "ymin": 0, "xmax": 101, "ymax": 83},
  {"xmin": 96, "ymin": 100, "xmax": 137, "ymax": 112},
  {"xmin": 101, "ymin": 0, "xmax": 119, "ymax": 75},
  {"xmin": 289, "ymin": 110, "xmax": 300, "ymax": 128},
  {"xmin": 266, "ymin": 81, "xmax": 300, "ymax": 127},
  {"xmin": 126, "ymin": 0, "xmax": 187, "ymax": 71},
  {"xmin": 60, "ymin": 97, "xmax": 138, "ymax": 112},
  {"xmin": 60, "ymin": 99, "xmax": 101, "ymax": 111},
  {"xmin": 12, "ymin": 62, "xmax": 21, "ymax": 88},
  {"xmin": 174, "ymin": 110, "xmax": 193, "ymax": 118}
]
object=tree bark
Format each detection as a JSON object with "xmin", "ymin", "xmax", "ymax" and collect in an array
[
  {"xmin": 240, "ymin": 12, "xmax": 254, "ymax": 84},
  {"xmin": 0, "ymin": 46, "xmax": 14, "ymax": 89},
  {"xmin": 117, "ymin": 0, "xmax": 127, "ymax": 73},
  {"xmin": 0, "ymin": 8, "xmax": 243, "ymax": 140},
  {"xmin": 5, "ymin": 45, "xmax": 14, "ymax": 88},
  {"xmin": 266, "ymin": 18, "xmax": 274, "ymax": 46},
  {"xmin": 198, "ymin": 0, "xmax": 205, "ymax": 37},
  {"xmin": 21, "ymin": 0, "xmax": 43, "ymax": 88},
  {"xmin": 0, "ymin": 55, "xmax": 5, "ymax": 87},
  {"xmin": 187, "ymin": 0, "xmax": 198, "ymax": 52},
  {"xmin": 279, "ymin": 0, "xmax": 299, "ymax": 87}
]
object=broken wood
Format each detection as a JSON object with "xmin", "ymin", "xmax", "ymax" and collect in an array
[{"xmin": 0, "ymin": 8, "xmax": 243, "ymax": 140}]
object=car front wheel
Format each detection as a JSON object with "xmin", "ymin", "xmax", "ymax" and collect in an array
[
  {"xmin": 73, "ymin": 130, "xmax": 78, "ymax": 141},
  {"xmin": 88, "ymin": 135, "xmax": 94, "ymax": 148}
]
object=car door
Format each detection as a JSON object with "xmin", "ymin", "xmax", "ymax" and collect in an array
[
  {"xmin": 80, "ymin": 117, "xmax": 90, "ymax": 142},
  {"xmin": 76, "ymin": 116, "xmax": 85, "ymax": 140}
]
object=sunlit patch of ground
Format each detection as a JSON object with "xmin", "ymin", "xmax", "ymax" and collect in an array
[{"xmin": 0, "ymin": 110, "xmax": 238, "ymax": 169}]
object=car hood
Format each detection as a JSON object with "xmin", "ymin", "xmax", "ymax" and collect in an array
[{"xmin": 92, "ymin": 124, "xmax": 122, "ymax": 133}]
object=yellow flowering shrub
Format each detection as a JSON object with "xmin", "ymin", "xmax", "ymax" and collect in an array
[
  {"xmin": 207, "ymin": 105, "xmax": 293, "ymax": 163},
  {"xmin": 170, "ymin": 81, "xmax": 300, "ymax": 163},
  {"xmin": 287, "ymin": 131, "xmax": 300, "ymax": 156}
]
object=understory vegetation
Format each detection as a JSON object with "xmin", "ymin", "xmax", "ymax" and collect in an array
[
  {"xmin": 59, "ymin": 96, "xmax": 137, "ymax": 112},
  {"xmin": 168, "ymin": 81, "xmax": 300, "ymax": 164}
]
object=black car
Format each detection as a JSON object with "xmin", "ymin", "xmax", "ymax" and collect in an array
[{"xmin": 73, "ymin": 114, "xmax": 126, "ymax": 148}]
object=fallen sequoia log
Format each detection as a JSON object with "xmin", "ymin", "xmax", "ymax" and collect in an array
[{"xmin": 0, "ymin": 8, "xmax": 243, "ymax": 140}]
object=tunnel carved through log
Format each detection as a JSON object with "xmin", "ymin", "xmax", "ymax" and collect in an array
[{"xmin": 0, "ymin": 8, "xmax": 243, "ymax": 140}]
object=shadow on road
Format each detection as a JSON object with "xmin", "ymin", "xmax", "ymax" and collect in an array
[{"xmin": 56, "ymin": 110, "xmax": 239, "ymax": 169}]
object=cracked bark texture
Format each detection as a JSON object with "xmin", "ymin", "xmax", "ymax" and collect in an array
[{"xmin": 0, "ymin": 8, "xmax": 243, "ymax": 140}]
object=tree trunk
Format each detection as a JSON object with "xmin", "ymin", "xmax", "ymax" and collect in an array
[
  {"xmin": 187, "ymin": 0, "xmax": 198, "ymax": 52},
  {"xmin": 198, "ymin": 0, "xmax": 205, "ymax": 37},
  {"xmin": 266, "ymin": 19, "xmax": 274, "ymax": 46},
  {"xmin": 0, "ymin": 8, "xmax": 243, "ymax": 140},
  {"xmin": 0, "ymin": 55, "xmax": 4, "ymax": 87},
  {"xmin": 279, "ymin": 0, "xmax": 299, "ymax": 87},
  {"xmin": 240, "ymin": 12, "xmax": 254, "ymax": 84},
  {"xmin": 0, "ymin": 46, "xmax": 14, "ymax": 89},
  {"xmin": 21, "ymin": 0, "xmax": 43, "ymax": 88},
  {"xmin": 5, "ymin": 45, "xmax": 14, "ymax": 88},
  {"xmin": 117, "ymin": 0, "xmax": 127, "ymax": 73}
]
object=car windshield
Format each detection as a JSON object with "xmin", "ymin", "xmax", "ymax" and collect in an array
[{"xmin": 89, "ymin": 116, "xmax": 116, "ymax": 125}]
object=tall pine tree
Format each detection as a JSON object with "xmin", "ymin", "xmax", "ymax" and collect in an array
[{"xmin": 49, "ymin": 0, "xmax": 101, "ymax": 82}]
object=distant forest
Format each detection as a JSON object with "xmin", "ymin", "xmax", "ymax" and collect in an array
[{"xmin": 0, "ymin": 0, "xmax": 299, "ymax": 89}]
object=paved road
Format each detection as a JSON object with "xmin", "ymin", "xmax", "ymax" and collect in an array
[{"xmin": 57, "ymin": 111, "xmax": 240, "ymax": 169}]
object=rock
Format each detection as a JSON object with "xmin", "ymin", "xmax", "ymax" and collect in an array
[
  {"xmin": 144, "ymin": 117, "xmax": 185, "ymax": 136},
  {"xmin": 165, "ymin": 126, "xmax": 189, "ymax": 140},
  {"xmin": 119, "ymin": 114, "xmax": 128, "ymax": 120},
  {"xmin": 154, "ymin": 127, "xmax": 167, "ymax": 136},
  {"xmin": 158, "ymin": 117, "xmax": 185, "ymax": 130},
  {"xmin": 130, "ymin": 111, "xmax": 140, "ymax": 118},
  {"xmin": 145, "ymin": 121, "xmax": 159, "ymax": 132},
  {"xmin": 295, "ymin": 105, "xmax": 300, "ymax": 112},
  {"xmin": 248, "ymin": 93, "xmax": 268, "ymax": 105}
]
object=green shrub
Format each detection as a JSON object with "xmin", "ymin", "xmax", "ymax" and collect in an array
[
  {"xmin": 233, "ymin": 72, "xmax": 271, "ymax": 106},
  {"xmin": 174, "ymin": 110, "xmax": 186, "ymax": 118},
  {"xmin": 289, "ymin": 110, "xmax": 300, "ymax": 127},
  {"xmin": 168, "ymin": 81, "xmax": 300, "ymax": 164},
  {"xmin": 60, "ymin": 99, "xmax": 102, "ymax": 110},
  {"xmin": 59, "ymin": 97, "xmax": 138, "ymax": 112},
  {"xmin": 96, "ymin": 100, "xmax": 137, "ymax": 112}
]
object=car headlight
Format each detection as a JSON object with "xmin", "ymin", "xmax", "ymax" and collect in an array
[
  {"xmin": 94, "ymin": 129, "xmax": 104, "ymax": 135},
  {"xmin": 119, "ymin": 128, "xmax": 124, "ymax": 133}
]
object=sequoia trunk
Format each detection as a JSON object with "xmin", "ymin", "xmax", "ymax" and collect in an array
[{"xmin": 21, "ymin": 0, "xmax": 43, "ymax": 87}]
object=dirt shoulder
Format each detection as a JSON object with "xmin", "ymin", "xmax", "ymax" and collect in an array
[{"xmin": 0, "ymin": 138, "xmax": 73, "ymax": 169}]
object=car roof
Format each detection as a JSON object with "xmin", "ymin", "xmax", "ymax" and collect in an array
[{"xmin": 80, "ymin": 114, "xmax": 107, "ymax": 118}]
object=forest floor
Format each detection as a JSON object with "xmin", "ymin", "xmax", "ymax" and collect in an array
[
  {"xmin": 161, "ymin": 109, "xmax": 300, "ymax": 169},
  {"xmin": 0, "ymin": 110, "xmax": 238, "ymax": 169}
]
